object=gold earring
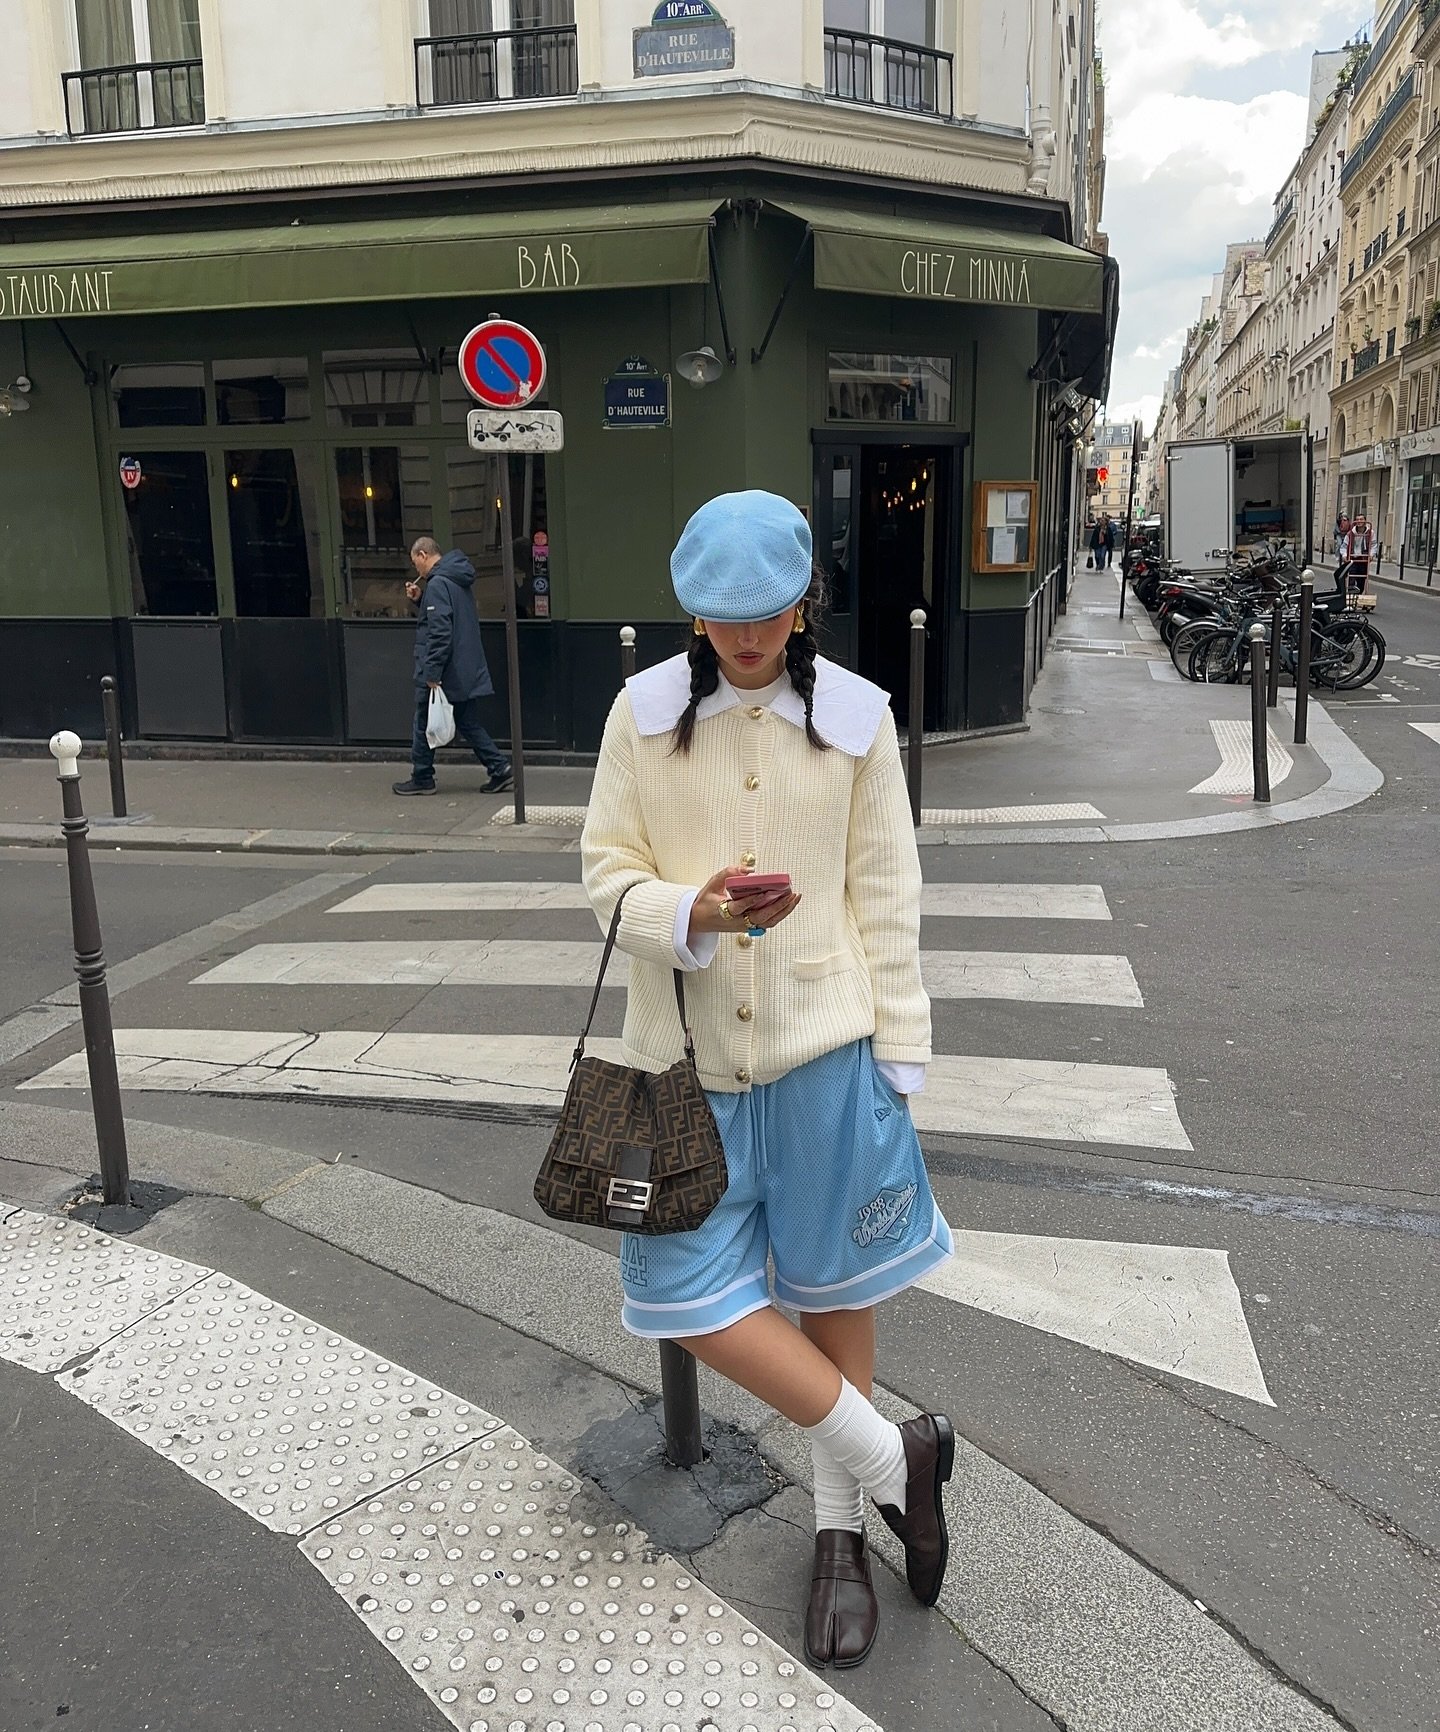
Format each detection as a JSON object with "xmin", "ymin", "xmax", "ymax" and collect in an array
[
  {"xmin": 792, "ymin": 607, "xmax": 806, "ymax": 633},
  {"xmin": 693, "ymin": 619, "xmax": 707, "ymax": 637}
]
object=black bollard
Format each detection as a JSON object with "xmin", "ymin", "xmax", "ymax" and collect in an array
[
  {"xmin": 100, "ymin": 675, "xmax": 127, "ymax": 818},
  {"xmin": 619, "ymin": 625, "xmax": 636, "ymax": 685},
  {"xmin": 1267, "ymin": 600, "xmax": 1282, "ymax": 708},
  {"xmin": 49, "ymin": 731, "xmax": 131, "ymax": 1206},
  {"xmin": 908, "ymin": 608, "xmax": 926, "ymax": 826},
  {"xmin": 658, "ymin": 1340, "xmax": 704, "ymax": 1469},
  {"xmin": 1294, "ymin": 570, "xmax": 1313, "ymax": 746},
  {"xmin": 1248, "ymin": 624, "xmax": 1270, "ymax": 803}
]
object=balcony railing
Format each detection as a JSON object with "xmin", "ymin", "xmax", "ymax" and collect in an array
[
  {"xmin": 1363, "ymin": 227, "xmax": 1390, "ymax": 270},
  {"xmin": 1349, "ymin": 0, "xmax": 1415, "ymax": 101},
  {"xmin": 824, "ymin": 28, "xmax": 954, "ymax": 118},
  {"xmin": 415, "ymin": 24, "xmax": 578, "ymax": 108},
  {"xmin": 62, "ymin": 58, "xmax": 204, "ymax": 136},
  {"xmin": 1341, "ymin": 67, "xmax": 1418, "ymax": 190},
  {"xmin": 1353, "ymin": 338, "xmax": 1383, "ymax": 376},
  {"xmin": 1266, "ymin": 193, "xmax": 1296, "ymax": 249}
]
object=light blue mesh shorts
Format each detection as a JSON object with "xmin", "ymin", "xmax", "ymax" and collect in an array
[{"xmin": 619, "ymin": 1038, "xmax": 954, "ymax": 1338}]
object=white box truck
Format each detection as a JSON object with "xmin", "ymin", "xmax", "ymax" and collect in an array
[{"xmin": 1165, "ymin": 432, "xmax": 1312, "ymax": 574}]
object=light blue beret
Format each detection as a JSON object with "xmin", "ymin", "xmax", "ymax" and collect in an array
[{"xmin": 671, "ymin": 490, "xmax": 813, "ymax": 623}]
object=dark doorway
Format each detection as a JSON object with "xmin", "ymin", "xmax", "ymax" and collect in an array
[
  {"xmin": 814, "ymin": 438, "xmax": 957, "ymax": 730},
  {"xmin": 226, "ymin": 448, "xmax": 324, "ymax": 617}
]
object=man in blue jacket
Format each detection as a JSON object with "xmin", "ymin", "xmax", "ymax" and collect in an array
[{"xmin": 392, "ymin": 536, "xmax": 513, "ymax": 796}]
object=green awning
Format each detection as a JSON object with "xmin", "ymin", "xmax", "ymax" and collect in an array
[
  {"xmin": 0, "ymin": 201, "xmax": 721, "ymax": 320},
  {"xmin": 773, "ymin": 200, "xmax": 1103, "ymax": 316}
]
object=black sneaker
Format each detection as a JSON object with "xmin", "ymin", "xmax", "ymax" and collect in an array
[
  {"xmin": 392, "ymin": 778, "xmax": 437, "ymax": 796},
  {"xmin": 483, "ymin": 766, "xmax": 514, "ymax": 794}
]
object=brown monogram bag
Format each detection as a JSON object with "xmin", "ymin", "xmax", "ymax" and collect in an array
[{"xmin": 533, "ymin": 886, "xmax": 728, "ymax": 1235}]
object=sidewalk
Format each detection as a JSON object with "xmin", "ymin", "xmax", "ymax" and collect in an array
[
  {"xmin": 0, "ymin": 566, "xmax": 1381, "ymax": 855},
  {"xmin": 0, "ymin": 1098, "xmax": 1343, "ymax": 1732}
]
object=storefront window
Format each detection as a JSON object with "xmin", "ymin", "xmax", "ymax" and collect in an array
[
  {"xmin": 335, "ymin": 443, "xmax": 433, "ymax": 619},
  {"xmin": 827, "ymin": 353, "xmax": 952, "ymax": 423},
  {"xmin": 112, "ymin": 362, "xmax": 206, "ymax": 427},
  {"xmin": 216, "ymin": 357, "xmax": 311, "ymax": 425},
  {"xmin": 226, "ymin": 448, "xmax": 324, "ymax": 617},
  {"xmin": 1405, "ymin": 456, "xmax": 1440, "ymax": 565},
  {"xmin": 324, "ymin": 348, "xmax": 431, "ymax": 428},
  {"xmin": 445, "ymin": 447, "xmax": 550, "ymax": 617},
  {"xmin": 120, "ymin": 450, "xmax": 217, "ymax": 616}
]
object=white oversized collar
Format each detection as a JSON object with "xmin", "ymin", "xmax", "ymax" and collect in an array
[{"xmin": 626, "ymin": 653, "xmax": 892, "ymax": 759}]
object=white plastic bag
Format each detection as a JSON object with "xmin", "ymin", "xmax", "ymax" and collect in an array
[{"xmin": 426, "ymin": 686, "xmax": 456, "ymax": 749}]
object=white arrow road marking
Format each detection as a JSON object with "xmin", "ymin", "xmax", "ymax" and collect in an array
[
  {"xmin": 329, "ymin": 880, "xmax": 1115, "ymax": 922},
  {"xmin": 193, "ymin": 941, "xmax": 1142, "ymax": 1007},
  {"xmin": 919, "ymin": 1231, "xmax": 1272, "ymax": 1404},
  {"xmin": 1408, "ymin": 721, "xmax": 1440, "ymax": 745},
  {"xmin": 1189, "ymin": 720, "xmax": 1294, "ymax": 797},
  {"xmin": 20, "ymin": 1032, "xmax": 1192, "ymax": 1151},
  {"xmin": 0, "ymin": 1209, "xmax": 875, "ymax": 1731}
]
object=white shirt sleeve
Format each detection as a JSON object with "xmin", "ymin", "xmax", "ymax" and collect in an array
[
  {"xmin": 672, "ymin": 891, "xmax": 720, "ymax": 972},
  {"xmin": 877, "ymin": 1060, "xmax": 926, "ymax": 1097}
]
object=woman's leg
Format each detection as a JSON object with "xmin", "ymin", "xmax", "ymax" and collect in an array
[
  {"xmin": 801, "ymin": 1306, "xmax": 876, "ymax": 1397},
  {"xmin": 678, "ymin": 1306, "xmax": 843, "ymax": 1426}
]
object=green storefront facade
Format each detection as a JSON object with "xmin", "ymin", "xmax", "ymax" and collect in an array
[{"xmin": 0, "ymin": 171, "xmax": 1113, "ymax": 753}]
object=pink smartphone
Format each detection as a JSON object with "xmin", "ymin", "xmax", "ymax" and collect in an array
[{"xmin": 725, "ymin": 872, "xmax": 792, "ymax": 900}]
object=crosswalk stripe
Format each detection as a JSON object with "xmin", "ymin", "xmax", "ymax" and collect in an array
[
  {"xmin": 19, "ymin": 1030, "xmax": 1190, "ymax": 1151},
  {"xmin": 194, "ymin": 940, "xmax": 1141, "ymax": 1006},
  {"xmin": 328, "ymin": 881, "xmax": 1114, "ymax": 922},
  {"xmin": 1189, "ymin": 720, "xmax": 1294, "ymax": 796}
]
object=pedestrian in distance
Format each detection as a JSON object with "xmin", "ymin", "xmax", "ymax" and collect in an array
[
  {"xmin": 1339, "ymin": 512, "xmax": 1374, "ymax": 596},
  {"xmin": 1088, "ymin": 513, "xmax": 1115, "ymax": 569},
  {"xmin": 392, "ymin": 535, "xmax": 513, "ymax": 797},
  {"xmin": 581, "ymin": 489, "xmax": 956, "ymax": 1673}
]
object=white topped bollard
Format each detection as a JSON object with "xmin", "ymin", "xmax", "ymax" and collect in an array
[
  {"xmin": 619, "ymin": 624, "xmax": 637, "ymax": 684},
  {"xmin": 1295, "ymin": 568, "xmax": 1315, "ymax": 746},
  {"xmin": 50, "ymin": 730, "xmax": 131, "ymax": 1205}
]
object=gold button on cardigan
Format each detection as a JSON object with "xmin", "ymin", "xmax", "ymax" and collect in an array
[{"xmin": 581, "ymin": 654, "xmax": 930, "ymax": 1093}]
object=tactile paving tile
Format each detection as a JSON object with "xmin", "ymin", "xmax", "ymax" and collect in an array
[
  {"xmin": 488, "ymin": 804, "xmax": 588, "ymax": 827},
  {"xmin": 55, "ymin": 1272, "xmax": 499, "ymax": 1535},
  {"xmin": 301, "ymin": 1427, "xmax": 880, "ymax": 1732},
  {"xmin": 0, "ymin": 1206, "xmax": 203, "ymax": 1373}
]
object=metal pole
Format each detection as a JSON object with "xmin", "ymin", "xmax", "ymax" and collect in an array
[
  {"xmin": 100, "ymin": 675, "xmax": 127, "ymax": 818},
  {"xmin": 1120, "ymin": 419, "xmax": 1141, "ymax": 619},
  {"xmin": 1248, "ymin": 624, "xmax": 1271, "ymax": 803},
  {"xmin": 658, "ymin": 1340, "xmax": 704, "ymax": 1468},
  {"xmin": 619, "ymin": 625, "xmax": 636, "ymax": 684},
  {"xmin": 497, "ymin": 456, "xmax": 527, "ymax": 826},
  {"xmin": 908, "ymin": 608, "xmax": 926, "ymax": 826},
  {"xmin": 49, "ymin": 732, "xmax": 130, "ymax": 1206},
  {"xmin": 1267, "ymin": 599, "xmax": 1282, "ymax": 708},
  {"xmin": 1294, "ymin": 571, "xmax": 1313, "ymax": 746}
]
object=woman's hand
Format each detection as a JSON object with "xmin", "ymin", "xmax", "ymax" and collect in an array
[{"xmin": 687, "ymin": 865, "xmax": 802, "ymax": 940}]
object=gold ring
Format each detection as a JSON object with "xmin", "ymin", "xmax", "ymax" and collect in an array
[{"xmin": 719, "ymin": 899, "xmax": 734, "ymax": 920}]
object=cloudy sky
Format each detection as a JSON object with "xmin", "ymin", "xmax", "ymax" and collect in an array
[{"xmin": 1097, "ymin": 0, "xmax": 1376, "ymax": 431}]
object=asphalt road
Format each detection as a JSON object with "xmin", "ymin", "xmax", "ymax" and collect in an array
[{"xmin": 1, "ymin": 592, "xmax": 1438, "ymax": 1731}]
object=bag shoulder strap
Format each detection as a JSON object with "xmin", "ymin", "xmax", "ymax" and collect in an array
[{"xmin": 574, "ymin": 883, "xmax": 692, "ymax": 1065}]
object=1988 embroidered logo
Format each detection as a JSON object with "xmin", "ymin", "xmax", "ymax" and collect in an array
[{"xmin": 851, "ymin": 1182, "xmax": 918, "ymax": 1248}]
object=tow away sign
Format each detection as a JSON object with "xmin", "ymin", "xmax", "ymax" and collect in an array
[{"xmin": 466, "ymin": 409, "xmax": 565, "ymax": 453}]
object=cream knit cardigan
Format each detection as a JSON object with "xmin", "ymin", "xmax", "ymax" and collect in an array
[{"xmin": 580, "ymin": 654, "xmax": 931, "ymax": 1093}]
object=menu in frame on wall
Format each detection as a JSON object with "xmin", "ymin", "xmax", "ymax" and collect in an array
[
  {"xmin": 973, "ymin": 480, "xmax": 1038, "ymax": 573},
  {"xmin": 634, "ymin": 1, "xmax": 735, "ymax": 77}
]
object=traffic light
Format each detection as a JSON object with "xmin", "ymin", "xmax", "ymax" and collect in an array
[{"xmin": 1097, "ymin": 465, "xmax": 1109, "ymax": 483}]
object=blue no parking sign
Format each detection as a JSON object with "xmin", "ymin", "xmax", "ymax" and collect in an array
[{"xmin": 457, "ymin": 319, "xmax": 547, "ymax": 409}]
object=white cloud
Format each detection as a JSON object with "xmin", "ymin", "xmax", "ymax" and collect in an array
[{"xmin": 1096, "ymin": 1, "xmax": 1361, "ymax": 428}]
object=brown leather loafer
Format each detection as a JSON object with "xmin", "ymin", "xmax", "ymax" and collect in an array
[
  {"xmin": 874, "ymin": 1413, "xmax": 956, "ymax": 1607},
  {"xmin": 804, "ymin": 1529, "xmax": 879, "ymax": 1670}
]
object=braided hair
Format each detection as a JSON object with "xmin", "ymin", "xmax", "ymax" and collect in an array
[{"xmin": 672, "ymin": 566, "xmax": 830, "ymax": 754}]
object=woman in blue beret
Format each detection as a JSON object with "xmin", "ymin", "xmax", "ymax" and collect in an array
[{"xmin": 582, "ymin": 489, "xmax": 955, "ymax": 1670}]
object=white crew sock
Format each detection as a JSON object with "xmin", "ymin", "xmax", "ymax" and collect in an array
[
  {"xmin": 810, "ymin": 1437, "xmax": 865, "ymax": 1534},
  {"xmin": 806, "ymin": 1378, "xmax": 908, "ymax": 1513}
]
